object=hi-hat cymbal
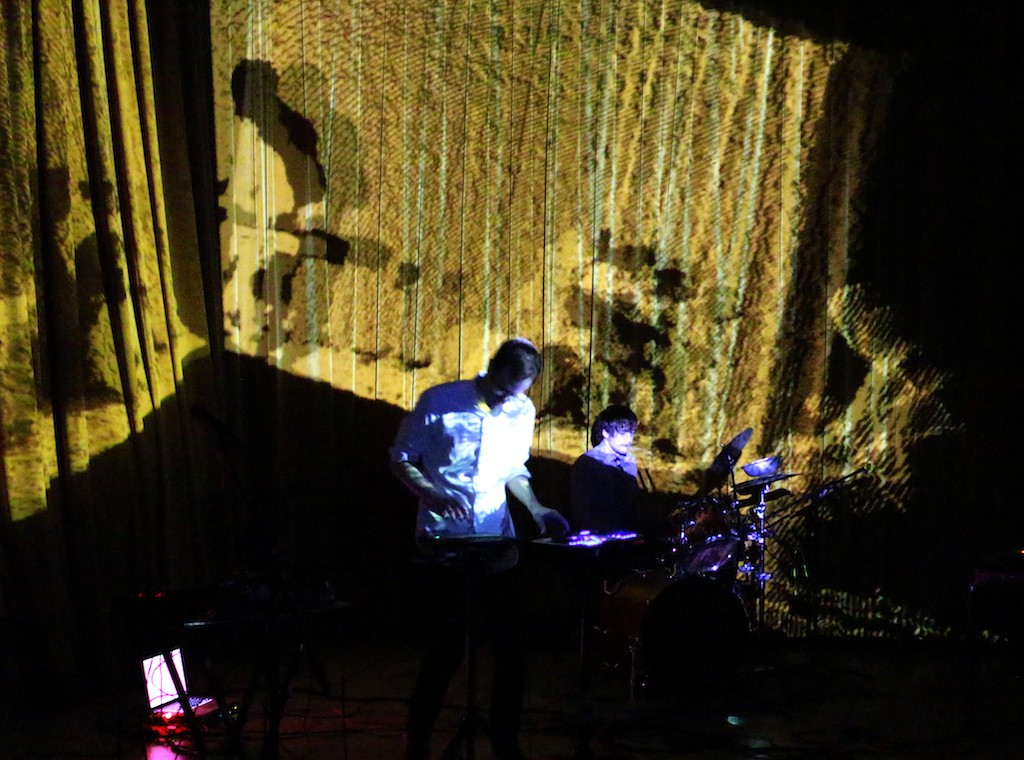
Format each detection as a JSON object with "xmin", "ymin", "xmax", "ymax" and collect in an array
[
  {"xmin": 736, "ymin": 488, "xmax": 791, "ymax": 507},
  {"xmin": 734, "ymin": 472, "xmax": 797, "ymax": 494}
]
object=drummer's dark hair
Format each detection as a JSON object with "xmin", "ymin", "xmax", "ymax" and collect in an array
[
  {"xmin": 489, "ymin": 338, "xmax": 542, "ymax": 380},
  {"xmin": 591, "ymin": 404, "xmax": 638, "ymax": 447}
]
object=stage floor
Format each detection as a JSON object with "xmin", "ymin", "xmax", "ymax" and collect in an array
[{"xmin": 2, "ymin": 605, "xmax": 1022, "ymax": 759}]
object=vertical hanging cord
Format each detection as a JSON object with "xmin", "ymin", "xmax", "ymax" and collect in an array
[
  {"xmin": 820, "ymin": 37, "xmax": 835, "ymax": 486},
  {"xmin": 375, "ymin": 3, "xmax": 389, "ymax": 399},
  {"xmin": 540, "ymin": 0, "xmax": 561, "ymax": 441},
  {"xmin": 324, "ymin": 15, "xmax": 340, "ymax": 387},
  {"xmin": 411, "ymin": 6, "xmax": 432, "ymax": 398},
  {"xmin": 506, "ymin": 0, "xmax": 516, "ymax": 340},
  {"xmin": 456, "ymin": 0, "xmax": 473, "ymax": 379},
  {"xmin": 583, "ymin": 2, "xmax": 602, "ymax": 435}
]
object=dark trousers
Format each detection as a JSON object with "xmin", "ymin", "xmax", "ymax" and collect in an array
[{"xmin": 405, "ymin": 561, "xmax": 527, "ymax": 759}]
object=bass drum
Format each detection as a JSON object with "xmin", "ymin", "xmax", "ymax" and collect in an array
[{"xmin": 600, "ymin": 570, "xmax": 750, "ymax": 700}]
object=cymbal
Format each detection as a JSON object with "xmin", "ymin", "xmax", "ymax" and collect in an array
[
  {"xmin": 701, "ymin": 427, "xmax": 753, "ymax": 494},
  {"xmin": 734, "ymin": 472, "xmax": 797, "ymax": 494},
  {"xmin": 741, "ymin": 455, "xmax": 781, "ymax": 478}
]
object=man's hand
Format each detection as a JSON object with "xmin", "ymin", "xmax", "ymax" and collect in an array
[
  {"xmin": 531, "ymin": 506, "xmax": 570, "ymax": 540},
  {"xmin": 391, "ymin": 459, "xmax": 470, "ymax": 521},
  {"xmin": 421, "ymin": 491, "xmax": 471, "ymax": 522},
  {"xmin": 506, "ymin": 475, "xmax": 570, "ymax": 539}
]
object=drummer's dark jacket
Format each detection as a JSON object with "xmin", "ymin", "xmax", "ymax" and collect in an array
[{"xmin": 569, "ymin": 454, "xmax": 641, "ymax": 533}]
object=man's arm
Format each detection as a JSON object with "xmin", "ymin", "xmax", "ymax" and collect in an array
[
  {"xmin": 389, "ymin": 459, "xmax": 470, "ymax": 521},
  {"xmin": 507, "ymin": 474, "xmax": 569, "ymax": 538}
]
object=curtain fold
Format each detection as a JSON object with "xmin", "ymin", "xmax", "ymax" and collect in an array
[{"xmin": 0, "ymin": 0, "xmax": 223, "ymax": 700}]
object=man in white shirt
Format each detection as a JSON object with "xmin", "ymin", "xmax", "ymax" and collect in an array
[{"xmin": 389, "ymin": 337, "xmax": 569, "ymax": 760}]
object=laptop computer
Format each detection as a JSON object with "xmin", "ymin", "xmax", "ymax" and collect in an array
[{"xmin": 141, "ymin": 647, "xmax": 218, "ymax": 720}]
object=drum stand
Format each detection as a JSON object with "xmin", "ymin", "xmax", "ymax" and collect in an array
[{"xmin": 739, "ymin": 483, "xmax": 772, "ymax": 634}]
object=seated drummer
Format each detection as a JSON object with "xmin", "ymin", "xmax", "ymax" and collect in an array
[
  {"xmin": 569, "ymin": 403, "xmax": 674, "ymax": 587},
  {"xmin": 570, "ymin": 404, "xmax": 677, "ymax": 536},
  {"xmin": 569, "ymin": 404, "xmax": 644, "ymax": 534}
]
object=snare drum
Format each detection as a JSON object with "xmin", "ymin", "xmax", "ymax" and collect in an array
[
  {"xmin": 677, "ymin": 531, "xmax": 743, "ymax": 578},
  {"xmin": 598, "ymin": 570, "xmax": 750, "ymax": 698}
]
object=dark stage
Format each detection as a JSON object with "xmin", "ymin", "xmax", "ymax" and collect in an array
[{"xmin": 2, "ymin": 549, "xmax": 1021, "ymax": 760}]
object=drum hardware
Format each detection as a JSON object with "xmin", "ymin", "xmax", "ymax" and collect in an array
[
  {"xmin": 681, "ymin": 428, "xmax": 759, "ymax": 586},
  {"xmin": 737, "ymin": 477, "xmax": 780, "ymax": 632},
  {"xmin": 652, "ymin": 433, "xmax": 802, "ymax": 678},
  {"xmin": 730, "ymin": 455, "xmax": 799, "ymax": 634},
  {"xmin": 580, "ymin": 431, "xmax": 805, "ymax": 701}
]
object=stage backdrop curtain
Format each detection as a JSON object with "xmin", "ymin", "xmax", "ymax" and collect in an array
[
  {"xmin": 0, "ymin": 0, "xmax": 230, "ymax": 700},
  {"xmin": 209, "ymin": 0, "xmax": 966, "ymax": 642}
]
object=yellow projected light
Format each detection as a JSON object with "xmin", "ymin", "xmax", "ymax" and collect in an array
[{"xmin": 208, "ymin": 0, "xmax": 959, "ymax": 635}]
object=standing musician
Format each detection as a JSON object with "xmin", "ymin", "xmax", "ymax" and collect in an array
[{"xmin": 389, "ymin": 337, "xmax": 569, "ymax": 760}]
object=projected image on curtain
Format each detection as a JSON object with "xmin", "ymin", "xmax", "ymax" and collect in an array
[{"xmin": 212, "ymin": 0, "xmax": 959, "ymax": 637}]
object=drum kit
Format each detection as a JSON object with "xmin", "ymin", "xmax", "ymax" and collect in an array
[{"xmin": 594, "ymin": 428, "xmax": 798, "ymax": 699}]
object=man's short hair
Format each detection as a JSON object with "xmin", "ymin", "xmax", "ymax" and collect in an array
[
  {"xmin": 591, "ymin": 404, "xmax": 638, "ymax": 447},
  {"xmin": 489, "ymin": 338, "xmax": 542, "ymax": 380}
]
